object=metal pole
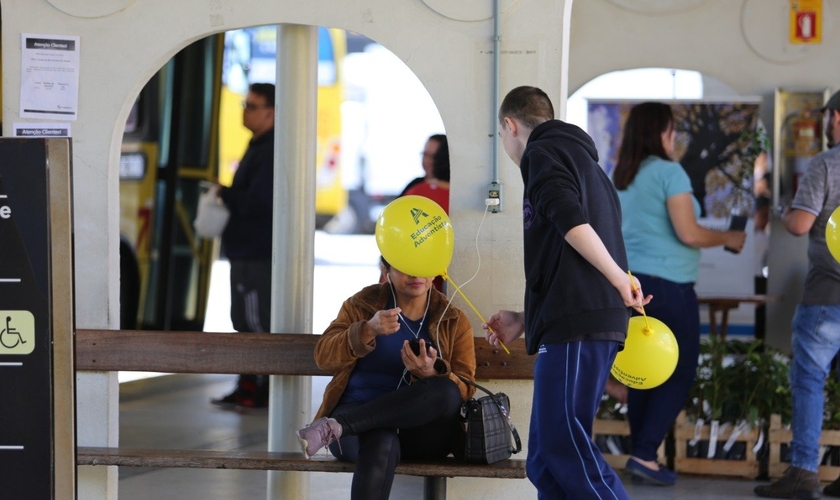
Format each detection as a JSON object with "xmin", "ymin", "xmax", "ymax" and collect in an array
[
  {"xmin": 267, "ymin": 23, "xmax": 317, "ymax": 500},
  {"xmin": 492, "ymin": 0, "xmax": 501, "ymax": 184}
]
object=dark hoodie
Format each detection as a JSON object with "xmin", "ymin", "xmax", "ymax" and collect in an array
[
  {"xmin": 220, "ymin": 129, "xmax": 274, "ymax": 260},
  {"xmin": 519, "ymin": 119, "xmax": 629, "ymax": 355}
]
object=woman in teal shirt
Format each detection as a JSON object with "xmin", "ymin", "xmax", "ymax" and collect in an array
[{"xmin": 612, "ymin": 102, "xmax": 746, "ymax": 486}]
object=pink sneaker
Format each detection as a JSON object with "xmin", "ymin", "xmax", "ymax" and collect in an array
[{"xmin": 297, "ymin": 417, "xmax": 342, "ymax": 458}]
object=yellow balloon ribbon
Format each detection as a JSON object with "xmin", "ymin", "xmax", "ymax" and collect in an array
[{"xmin": 442, "ymin": 273, "xmax": 510, "ymax": 355}]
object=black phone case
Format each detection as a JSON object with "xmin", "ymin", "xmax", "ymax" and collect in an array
[{"xmin": 724, "ymin": 215, "xmax": 748, "ymax": 254}]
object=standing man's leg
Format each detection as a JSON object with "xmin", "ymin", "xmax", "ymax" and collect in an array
[
  {"xmin": 212, "ymin": 259, "xmax": 272, "ymax": 408},
  {"xmin": 789, "ymin": 305, "xmax": 840, "ymax": 471},
  {"xmin": 527, "ymin": 341, "xmax": 629, "ymax": 500},
  {"xmin": 756, "ymin": 304, "xmax": 840, "ymax": 498}
]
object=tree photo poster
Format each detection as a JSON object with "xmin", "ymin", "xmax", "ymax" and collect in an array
[{"xmin": 587, "ymin": 99, "xmax": 762, "ymax": 218}]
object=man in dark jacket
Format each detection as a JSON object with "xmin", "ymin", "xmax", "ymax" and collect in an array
[
  {"xmin": 211, "ymin": 82, "xmax": 275, "ymax": 410},
  {"xmin": 483, "ymin": 86, "xmax": 649, "ymax": 499}
]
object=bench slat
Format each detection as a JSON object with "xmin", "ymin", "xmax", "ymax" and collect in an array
[
  {"xmin": 75, "ymin": 330, "xmax": 534, "ymax": 380},
  {"xmin": 75, "ymin": 330, "xmax": 325, "ymax": 375},
  {"xmin": 76, "ymin": 447, "xmax": 526, "ymax": 479}
]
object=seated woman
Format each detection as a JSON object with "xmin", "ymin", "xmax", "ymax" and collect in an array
[{"xmin": 298, "ymin": 257, "xmax": 476, "ymax": 500}]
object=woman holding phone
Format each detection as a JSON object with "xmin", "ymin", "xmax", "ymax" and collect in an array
[{"xmin": 298, "ymin": 257, "xmax": 475, "ymax": 500}]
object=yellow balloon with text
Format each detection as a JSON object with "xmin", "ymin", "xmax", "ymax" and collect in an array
[
  {"xmin": 826, "ymin": 206, "xmax": 840, "ymax": 264},
  {"xmin": 611, "ymin": 316, "xmax": 679, "ymax": 390},
  {"xmin": 375, "ymin": 195, "xmax": 454, "ymax": 277}
]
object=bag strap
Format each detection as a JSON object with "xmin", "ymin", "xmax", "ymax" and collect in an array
[{"xmin": 457, "ymin": 375, "xmax": 522, "ymax": 455}]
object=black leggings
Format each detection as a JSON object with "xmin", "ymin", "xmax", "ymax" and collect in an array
[{"xmin": 328, "ymin": 376, "xmax": 463, "ymax": 500}]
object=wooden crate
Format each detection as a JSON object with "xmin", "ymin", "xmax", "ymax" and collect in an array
[
  {"xmin": 673, "ymin": 411, "xmax": 760, "ymax": 479},
  {"xmin": 592, "ymin": 418, "xmax": 664, "ymax": 471},
  {"xmin": 768, "ymin": 414, "xmax": 840, "ymax": 481}
]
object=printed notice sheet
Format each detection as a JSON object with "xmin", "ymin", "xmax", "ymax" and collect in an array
[{"xmin": 20, "ymin": 34, "xmax": 80, "ymax": 121}]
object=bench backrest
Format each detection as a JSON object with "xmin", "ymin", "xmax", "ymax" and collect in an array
[{"xmin": 75, "ymin": 330, "xmax": 535, "ymax": 380}]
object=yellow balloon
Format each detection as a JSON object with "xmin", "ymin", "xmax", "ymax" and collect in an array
[
  {"xmin": 826, "ymin": 206, "xmax": 840, "ymax": 264},
  {"xmin": 611, "ymin": 316, "xmax": 678, "ymax": 390},
  {"xmin": 375, "ymin": 195, "xmax": 454, "ymax": 277}
]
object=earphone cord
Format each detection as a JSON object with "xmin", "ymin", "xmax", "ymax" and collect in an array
[
  {"xmin": 387, "ymin": 276, "xmax": 431, "ymax": 338},
  {"xmin": 434, "ymin": 203, "xmax": 490, "ymax": 359}
]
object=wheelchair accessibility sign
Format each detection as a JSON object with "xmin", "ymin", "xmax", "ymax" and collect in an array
[{"xmin": 0, "ymin": 311, "xmax": 34, "ymax": 354}]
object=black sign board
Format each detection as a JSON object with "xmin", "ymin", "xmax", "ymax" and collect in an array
[{"xmin": 0, "ymin": 139, "xmax": 75, "ymax": 499}]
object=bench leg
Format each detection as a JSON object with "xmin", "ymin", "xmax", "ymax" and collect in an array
[{"xmin": 424, "ymin": 476, "xmax": 446, "ymax": 500}]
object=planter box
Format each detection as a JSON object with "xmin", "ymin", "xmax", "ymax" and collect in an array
[
  {"xmin": 592, "ymin": 418, "xmax": 664, "ymax": 471},
  {"xmin": 768, "ymin": 414, "xmax": 840, "ymax": 481},
  {"xmin": 673, "ymin": 411, "xmax": 760, "ymax": 479}
]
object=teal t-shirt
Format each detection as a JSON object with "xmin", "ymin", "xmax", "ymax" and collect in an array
[{"xmin": 615, "ymin": 156, "xmax": 701, "ymax": 283}]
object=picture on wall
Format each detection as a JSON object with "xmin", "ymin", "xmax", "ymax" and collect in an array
[{"xmin": 587, "ymin": 99, "xmax": 762, "ymax": 218}]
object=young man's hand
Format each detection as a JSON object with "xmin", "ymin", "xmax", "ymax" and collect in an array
[{"xmin": 482, "ymin": 310, "xmax": 525, "ymax": 347}]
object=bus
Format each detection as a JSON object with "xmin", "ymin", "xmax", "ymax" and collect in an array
[
  {"xmin": 119, "ymin": 27, "xmax": 347, "ymax": 331},
  {"xmin": 218, "ymin": 26, "xmax": 348, "ymax": 229}
]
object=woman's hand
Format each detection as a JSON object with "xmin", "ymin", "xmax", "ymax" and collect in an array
[
  {"xmin": 361, "ymin": 308, "xmax": 401, "ymax": 344},
  {"xmin": 401, "ymin": 339, "xmax": 438, "ymax": 378},
  {"xmin": 723, "ymin": 230, "xmax": 747, "ymax": 253}
]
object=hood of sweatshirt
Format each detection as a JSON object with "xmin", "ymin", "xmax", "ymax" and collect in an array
[{"xmin": 527, "ymin": 119, "xmax": 599, "ymax": 163}]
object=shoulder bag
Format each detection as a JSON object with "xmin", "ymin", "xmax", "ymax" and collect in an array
[{"xmin": 458, "ymin": 376, "xmax": 522, "ymax": 464}]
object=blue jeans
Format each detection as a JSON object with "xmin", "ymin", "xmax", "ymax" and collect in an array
[{"xmin": 789, "ymin": 304, "xmax": 840, "ymax": 472}]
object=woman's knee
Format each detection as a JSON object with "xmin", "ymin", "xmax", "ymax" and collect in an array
[{"xmin": 419, "ymin": 377, "xmax": 462, "ymax": 415}]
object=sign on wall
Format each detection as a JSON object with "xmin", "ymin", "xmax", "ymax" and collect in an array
[
  {"xmin": 0, "ymin": 138, "xmax": 75, "ymax": 499},
  {"xmin": 789, "ymin": 0, "xmax": 822, "ymax": 45}
]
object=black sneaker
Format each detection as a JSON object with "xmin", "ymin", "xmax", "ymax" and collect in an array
[
  {"xmin": 234, "ymin": 396, "xmax": 269, "ymax": 413},
  {"xmin": 210, "ymin": 391, "xmax": 241, "ymax": 408}
]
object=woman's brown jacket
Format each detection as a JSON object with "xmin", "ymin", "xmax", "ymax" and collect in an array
[{"xmin": 313, "ymin": 283, "xmax": 477, "ymax": 419}]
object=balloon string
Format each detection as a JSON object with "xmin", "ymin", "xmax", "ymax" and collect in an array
[
  {"xmin": 627, "ymin": 270, "xmax": 651, "ymax": 332},
  {"xmin": 442, "ymin": 273, "xmax": 511, "ymax": 355}
]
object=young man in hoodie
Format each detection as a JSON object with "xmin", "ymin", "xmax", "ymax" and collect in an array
[{"xmin": 483, "ymin": 86, "xmax": 649, "ymax": 499}]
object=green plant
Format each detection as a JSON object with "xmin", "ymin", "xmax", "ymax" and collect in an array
[
  {"xmin": 688, "ymin": 338, "xmax": 790, "ymax": 427},
  {"xmin": 822, "ymin": 374, "xmax": 840, "ymax": 430}
]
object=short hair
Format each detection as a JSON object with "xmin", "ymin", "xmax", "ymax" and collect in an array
[
  {"xmin": 249, "ymin": 83, "xmax": 275, "ymax": 107},
  {"xmin": 429, "ymin": 134, "xmax": 450, "ymax": 182},
  {"xmin": 498, "ymin": 86, "xmax": 554, "ymax": 129},
  {"xmin": 612, "ymin": 102, "xmax": 673, "ymax": 190}
]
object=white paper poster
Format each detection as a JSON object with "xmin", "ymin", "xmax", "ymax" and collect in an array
[{"xmin": 20, "ymin": 34, "xmax": 80, "ymax": 121}]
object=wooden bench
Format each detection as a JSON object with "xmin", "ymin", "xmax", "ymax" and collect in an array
[{"xmin": 74, "ymin": 329, "xmax": 534, "ymax": 500}]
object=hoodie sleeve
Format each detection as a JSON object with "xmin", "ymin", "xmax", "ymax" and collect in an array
[{"xmin": 526, "ymin": 150, "xmax": 588, "ymax": 235}]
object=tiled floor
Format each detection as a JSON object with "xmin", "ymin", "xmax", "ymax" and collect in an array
[{"xmin": 116, "ymin": 373, "xmax": 777, "ymax": 500}]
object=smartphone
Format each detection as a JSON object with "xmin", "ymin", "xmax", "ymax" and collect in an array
[
  {"xmin": 724, "ymin": 215, "xmax": 748, "ymax": 254},
  {"xmin": 408, "ymin": 338, "xmax": 436, "ymax": 356}
]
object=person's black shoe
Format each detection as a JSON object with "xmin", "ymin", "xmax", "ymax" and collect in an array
[
  {"xmin": 234, "ymin": 395, "xmax": 269, "ymax": 413},
  {"xmin": 210, "ymin": 391, "xmax": 241, "ymax": 408},
  {"xmin": 824, "ymin": 475, "xmax": 840, "ymax": 498},
  {"xmin": 754, "ymin": 466, "xmax": 821, "ymax": 499}
]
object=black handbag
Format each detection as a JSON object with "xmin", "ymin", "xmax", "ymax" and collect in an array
[{"xmin": 458, "ymin": 376, "xmax": 522, "ymax": 464}]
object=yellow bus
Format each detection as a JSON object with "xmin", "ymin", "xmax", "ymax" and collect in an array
[{"xmin": 119, "ymin": 27, "xmax": 347, "ymax": 330}]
